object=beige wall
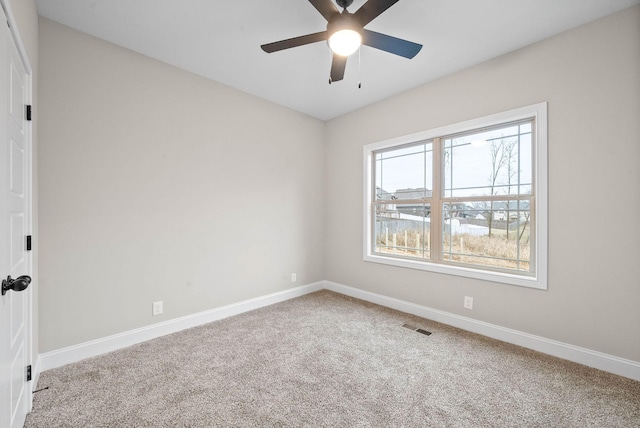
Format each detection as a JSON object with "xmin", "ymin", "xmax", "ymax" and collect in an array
[
  {"xmin": 324, "ymin": 6, "xmax": 640, "ymax": 361},
  {"xmin": 38, "ymin": 18, "xmax": 325, "ymax": 352}
]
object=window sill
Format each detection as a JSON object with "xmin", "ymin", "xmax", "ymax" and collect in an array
[{"xmin": 363, "ymin": 253, "xmax": 547, "ymax": 290}]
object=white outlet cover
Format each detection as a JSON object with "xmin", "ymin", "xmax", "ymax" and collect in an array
[
  {"xmin": 152, "ymin": 301, "xmax": 163, "ymax": 316},
  {"xmin": 464, "ymin": 296, "xmax": 473, "ymax": 310}
]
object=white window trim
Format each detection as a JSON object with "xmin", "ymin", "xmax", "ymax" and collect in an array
[{"xmin": 363, "ymin": 102, "xmax": 548, "ymax": 290}]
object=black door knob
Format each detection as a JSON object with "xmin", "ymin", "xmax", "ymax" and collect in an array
[{"xmin": 1, "ymin": 275, "xmax": 31, "ymax": 296}]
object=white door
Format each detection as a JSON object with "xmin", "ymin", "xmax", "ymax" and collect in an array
[{"xmin": 0, "ymin": 4, "xmax": 32, "ymax": 428}]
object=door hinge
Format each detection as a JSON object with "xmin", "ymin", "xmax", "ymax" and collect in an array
[
  {"xmin": 26, "ymin": 105, "xmax": 32, "ymax": 121},
  {"xmin": 26, "ymin": 235, "xmax": 32, "ymax": 251},
  {"xmin": 26, "ymin": 365, "xmax": 32, "ymax": 382}
]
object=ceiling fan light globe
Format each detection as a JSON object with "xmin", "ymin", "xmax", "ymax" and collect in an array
[{"xmin": 329, "ymin": 29, "xmax": 362, "ymax": 56}]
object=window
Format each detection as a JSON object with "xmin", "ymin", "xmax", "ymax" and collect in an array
[{"xmin": 363, "ymin": 103, "xmax": 547, "ymax": 289}]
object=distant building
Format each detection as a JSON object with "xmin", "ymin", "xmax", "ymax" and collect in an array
[
  {"xmin": 375, "ymin": 187, "xmax": 397, "ymax": 217},
  {"xmin": 392, "ymin": 188, "xmax": 431, "ymax": 217}
]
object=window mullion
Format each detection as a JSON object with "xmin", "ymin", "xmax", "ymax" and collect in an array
[{"xmin": 431, "ymin": 137, "xmax": 442, "ymax": 261}]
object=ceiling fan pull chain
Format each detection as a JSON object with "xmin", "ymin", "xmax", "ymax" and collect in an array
[
  {"xmin": 328, "ymin": 48, "xmax": 334, "ymax": 84},
  {"xmin": 358, "ymin": 46, "xmax": 362, "ymax": 89}
]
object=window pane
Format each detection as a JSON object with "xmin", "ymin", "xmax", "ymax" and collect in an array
[
  {"xmin": 442, "ymin": 200, "xmax": 532, "ymax": 273},
  {"xmin": 518, "ymin": 132, "xmax": 533, "ymax": 194},
  {"xmin": 375, "ymin": 142, "xmax": 432, "ymax": 201},
  {"xmin": 374, "ymin": 203, "xmax": 431, "ymax": 259},
  {"xmin": 443, "ymin": 122, "xmax": 532, "ymax": 198}
]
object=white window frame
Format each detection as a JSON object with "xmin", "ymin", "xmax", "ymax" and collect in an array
[{"xmin": 363, "ymin": 103, "xmax": 548, "ymax": 290}]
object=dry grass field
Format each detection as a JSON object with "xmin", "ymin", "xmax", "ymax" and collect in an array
[{"xmin": 376, "ymin": 227, "xmax": 530, "ymax": 271}]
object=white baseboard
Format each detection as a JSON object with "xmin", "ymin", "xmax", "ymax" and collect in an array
[
  {"xmin": 323, "ymin": 280, "xmax": 640, "ymax": 381},
  {"xmin": 38, "ymin": 282, "xmax": 323, "ymax": 372},
  {"xmin": 31, "ymin": 358, "xmax": 40, "ymax": 391},
  {"xmin": 37, "ymin": 279, "xmax": 639, "ymax": 382}
]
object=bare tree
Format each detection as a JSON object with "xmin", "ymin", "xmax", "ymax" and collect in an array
[
  {"xmin": 503, "ymin": 140, "xmax": 518, "ymax": 240},
  {"xmin": 487, "ymin": 138, "xmax": 517, "ymax": 237},
  {"xmin": 517, "ymin": 187, "xmax": 533, "ymax": 242},
  {"xmin": 519, "ymin": 211, "xmax": 530, "ymax": 242}
]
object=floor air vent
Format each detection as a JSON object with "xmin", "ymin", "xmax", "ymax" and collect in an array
[{"xmin": 402, "ymin": 323, "xmax": 432, "ymax": 336}]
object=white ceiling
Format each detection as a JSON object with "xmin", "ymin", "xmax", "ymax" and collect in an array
[{"xmin": 35, "ymin": 0, "xmax": 639, "ymax": 120}]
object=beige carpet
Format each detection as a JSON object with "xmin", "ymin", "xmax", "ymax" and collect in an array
[{"xmin": 26, "ymin": 290, "xmax": 640, "ymax": 427}]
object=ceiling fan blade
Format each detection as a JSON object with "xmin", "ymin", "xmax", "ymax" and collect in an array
[
  {"xmin": 261, "ymin": 31, "xmax": 328, "ymax": 53},
  {"xmin": 362, "ymin": 29, "xmax": 422, "ymax": 59},
  {"xmin": 354, "ymin": 0, "xmax": 400, "ymax": 27},
  {"xmin": 330, "ymin": 54, "xmax": 347, "ymax": 83},
  {"xmin": 308, "ymin": 0, "xmax": 340, "ymax": 22}
]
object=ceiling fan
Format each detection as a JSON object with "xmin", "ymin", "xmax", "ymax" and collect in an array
[{"xmin": 261, "ymin": 0, "xmax": 422, "ymax": 84}]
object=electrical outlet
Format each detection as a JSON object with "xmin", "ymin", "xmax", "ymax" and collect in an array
[
  {"xmin": 291, "ymin": 273, "xmax": 297, "ymax": 283},
  {"xmin": 464, "ymin": 296, "xmax": 473, "ymax": 310},
  {"xmin": 152, "ymin": 301, "xmax": 163, "ymax": 316}
]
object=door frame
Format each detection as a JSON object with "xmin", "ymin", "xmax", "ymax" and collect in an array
[{"xmin": 0, "ymin": 0, "xmax": 34, "ymax": 415}]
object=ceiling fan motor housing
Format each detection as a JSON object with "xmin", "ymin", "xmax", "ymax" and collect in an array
[
  {"xmin": 336, "ymin": 0, "xmax": 355, "ymax": 9},
  {"xmin": 327, "ymin": 10, "xmax": 362, "ymax": 36}
]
